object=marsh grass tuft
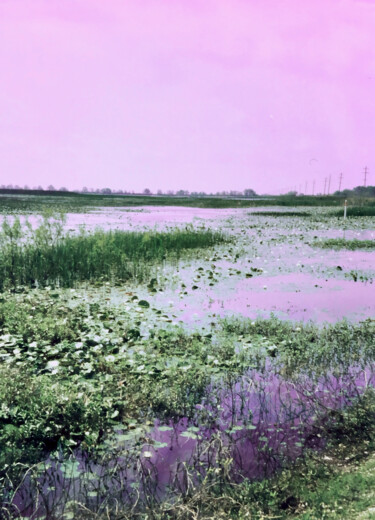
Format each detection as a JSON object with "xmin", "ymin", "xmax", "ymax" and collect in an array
[{"xmin": 0, "ymin": 215, "xmax": 229, "ymax": 289}]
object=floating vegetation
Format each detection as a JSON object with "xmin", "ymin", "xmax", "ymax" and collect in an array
[{"xmin": 1, "ymin": 293, "xmax": 375, "ymax": 517}]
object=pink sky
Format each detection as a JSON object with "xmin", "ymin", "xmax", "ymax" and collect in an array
[{"xmin": 1, "ymin": 0, "xmax": 375, "ymax": 194}]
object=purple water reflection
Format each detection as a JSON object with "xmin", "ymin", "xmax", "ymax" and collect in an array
[
  {"xmin": 10, "ymin": 363, "xmax": 375, "ymax": 517},
  {"xmin": 148, "ymin": 273, "xmax": 375, "ymax": 325}
]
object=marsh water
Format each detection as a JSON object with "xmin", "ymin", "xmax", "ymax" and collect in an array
[
  {"xmin": 4, "ymin": 206, "xmax": 375, "ymax": 517},
  {"xmin": 58, "ymin": 205, "xmax": 375, "ymax": 325}
]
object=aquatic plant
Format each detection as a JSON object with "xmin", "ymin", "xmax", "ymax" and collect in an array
[{"xmin": 0, "ymin": 215, "xmax": 229, "ymax": 289}]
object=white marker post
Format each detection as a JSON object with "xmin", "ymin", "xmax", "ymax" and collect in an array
[{"xmin": 344, "ymin": 199, "xmax": 347, "ymax": 219}]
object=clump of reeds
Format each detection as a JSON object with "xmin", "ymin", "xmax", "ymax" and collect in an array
[{"xmin": 0, "ymin": 214, "xmax": 228, "ymax": 289}]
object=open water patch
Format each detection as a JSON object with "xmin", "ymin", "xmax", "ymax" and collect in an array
[{"xmin": 8, "ymin": 363, "xmax": 375, "ymax": 518}]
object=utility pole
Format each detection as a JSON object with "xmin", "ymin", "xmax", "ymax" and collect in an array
[
  {"xmin": 339, "ymin": 172, "xmax": 343, "ymax": 192},
  {"xmin": 327, "ymin": 175, "xmax": 331, "ymax": 195},
  {"xmin": 364, "ymin": 166, "xmax": 368, "ymax": 187},
  {"xmin": 305, "ymin": 181, "xmax": 308, "ymax": 194},
  {"xmin": 312, "ymin": 180, "xmax": 315, "ymax": 195},
  {"xmin": 323, "ymin": 177, "xmax": 327, "ymax": 196}
]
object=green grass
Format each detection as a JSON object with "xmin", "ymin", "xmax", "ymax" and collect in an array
[
  {"xmin": 0, "ymin": 216, "xmax": 229, "ymax": 289},
  {"xmin": 313, "ymin": 239, "xmax": 375, "ymax": 250},
  {"xmin": 329, "ymin": 206, "xmax": 375, "ymax": 217}
]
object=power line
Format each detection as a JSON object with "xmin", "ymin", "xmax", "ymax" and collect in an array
[
  {"xmin": 339, "ymin": 172, "xmax": 343, "ymax": 192},
  {"xmin": 364, "ymin": 166, "xmax": 368, "ymax": 187}
]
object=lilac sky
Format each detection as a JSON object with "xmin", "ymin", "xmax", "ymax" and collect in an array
[{"xmin": 1, "ymin": 0, "xmax": 375, "ymax": 194}]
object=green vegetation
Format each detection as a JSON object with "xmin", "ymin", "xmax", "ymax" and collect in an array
[
  {"xmin": 1, "ymin": 294, "xmax": 374, "ymax": 472},
  {"xmin": 313, "ymin": 239, "xmax": 375, "ymax": 250},
  {"xmin": 222, "ymin": 316, "xmax": 375, "ymax": 371},
  {"xmin": 151, "ymin": 413, "xmax": 375, "ymax": 520},
  {"xmin": 252, "ymin": 211, "xmax": 312, "ymax": 217},
  {"xmin": 0, "ymin": 191, "xmax": 364, "ymax": 214},
  {"xmin": 329, "ymin": 206, "xmax": 375, "ymax": 217},
  {"xmin": 0, "ymin": 292, "xmax": 251, "ymax": 469},
  {"xmin": 0, "ymin": 215, "xmax": 228, "ymax": 289},
  {"xmin": 1, "ymin": 200, "xmax": 375, "ymax": 518}
]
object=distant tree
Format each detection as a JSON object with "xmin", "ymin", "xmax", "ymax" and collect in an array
[
  {"xmin": 243, "ymin": 188, "xmax": 257, "ymax": 197},
  {"xmin": 176, "ymin": 190, "xmax": 189, "ymax": 196},
  {"xmin": 143, "ymin": 188, "xmax": 151, "ymax": 195},
  {"xmin": 23, "ymin": 185, "xmax": 30, "ymax": 190},
  {"xmin": 59, "ymin": 187, "xmax": 68, "ymax": 192},
  {"xmin": 286, "ymin": 191, "xmax": 297, "ymax": 197},
  {"xmin": 101, "ymin": 188, "xmax": 112, "ymax": 194},
  {"xmin": 82, "ymin": 186, "xmax": 89, "ymax": 193},
  {"xmin": 157, "ymin": 189, "xmax": 163, "ymax": 195},
  {"xmin": 37, "ymin": 185, "xmax": 44, "ymax": 191},
  {"xmin": 47, "ymin": 185, "xmax": 55, "ymax": 191}
]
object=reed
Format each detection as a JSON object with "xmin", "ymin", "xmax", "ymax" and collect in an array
[{"xmin": 0, "ymin": 216, "xmax": 228, "ymax": 289}]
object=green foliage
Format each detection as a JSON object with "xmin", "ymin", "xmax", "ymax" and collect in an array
[
  {"xmin": 221, "ymin": 316, "xmax": 375, "ymax": 372},
  {"xmin": 253, "ymin": 211, "xmax": 312, "ymax": 217},
  {"xmin": 329, "ymin": 206, "xmax": 375, "ymax": 217},
  {"xmin": 0, "ymin": 215, "xmax": 229, "ymax": 289},
  {"xmin": 313, "ymin": 238, "xmax": 375, "ymax": 250},
  {"xmin": 0, "ymin": 293, "xmax": 250, "ymax": 468}
]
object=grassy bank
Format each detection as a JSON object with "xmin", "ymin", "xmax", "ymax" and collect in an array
[{"xmin": 0, "ymin": 216, "xmax": 228, "ymax": 289}]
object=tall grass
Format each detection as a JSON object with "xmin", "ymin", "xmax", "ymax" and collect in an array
[
  {"xmin": 329, "ymin": 206, "xmax": 375, "ymax": 217},
  {"xmin": 0, "ymin": 215, "xmax": 228, "ymax": 289}
]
